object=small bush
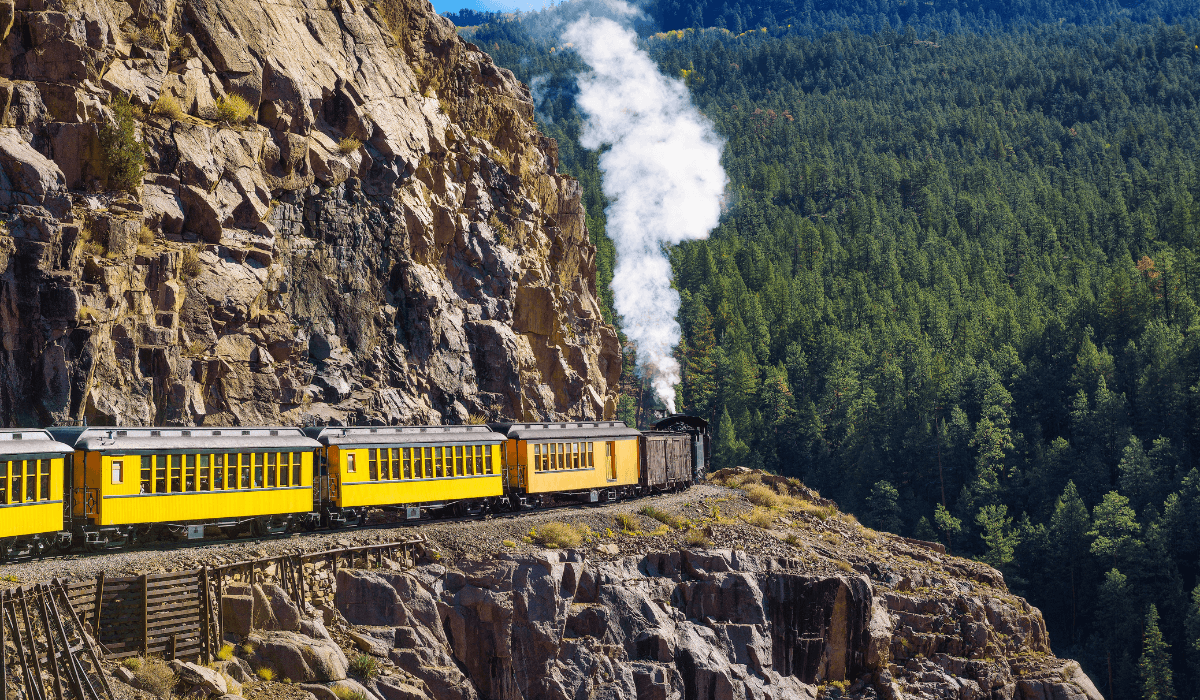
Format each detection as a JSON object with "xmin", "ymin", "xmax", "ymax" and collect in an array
[
  {"xmin": 798, "ymin": 500, "xmax": 835, "ymax": 520},
  {"xmin": 649, "ymin": 524, "xmax": 669, "ymax": 536},
  {"xmin": 746, "ymin": 507, "xmax": 775, "ymax": 529},
  {"xmin": 121, "ymin": 656, "xmax": 143, "ymax": 671},
  {"xmin": 182, "ymin": 246, "xmax": 202, "ymax": 278},
  {"xmin": 784, "ymin": 533, "xmax": 802, "ymax": 547},
  {"xmin": 215, "ymin": 93, "xmax": 254, "ymax": 124},
  {"xmin": 639, "ymin": 505, "xmax": 684, "ymax": 529},
  {"xmin": 241, "ymin": 641, "xmax": 255, "ymax": 655},
  {"xmin": 349, "ymin": 654, "xmax": 378, "ymax": 679},
  {"xmin": 257, "ymin": 666, "xmax": 274, "ymax": 681},
  {"xmin": 151, "ymin": 93, "xmax": 184, "ymax": 120},
  {"xmin": 338, "ymin": 137, "xmax": 362, "ymax": 154},
  {"xmin": 533, "ymin": 522, "xmax": 581, "ymax": 549},
  {"xmin": 684, "ymin": 528, "xmax": 712, "ymax": 547},
  {"xmin": 836, "ymin": 560, "xmax": 854, "ymax": 573},
  {"xmin": 615, "ymin": 513, "xmax": 639, "ymax": 532},
  {"xmin": 502, "ymin": 539, "xmax": 517, "ymax": 548},
  {"xmin": 745, "ymin": 485, "xmax": 781, "ymax": 508},
  {"xmin": 99, "ymin": 93, "xmax": 145, "ymax": 194},
  {"xmin": 139, "ymin": 225, "xmax": 155, "ymax": 246},
  {"xmin": 332, "ymin": 687, "xmax": 369, "ymax": 700},
  {"xmin": 216, "ymin": 643, "xmax": 234, "ymax": 661},
  {"xmin": 130, "ymin": 656, "xmax": 176, "ymax": 698}
]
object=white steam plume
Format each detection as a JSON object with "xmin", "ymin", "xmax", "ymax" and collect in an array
[{"xmin": 563, "ymin": 8, "xmax": 726, "ymax": 414}]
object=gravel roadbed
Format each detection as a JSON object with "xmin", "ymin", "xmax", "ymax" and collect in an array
[{"xmin": 0, "ymin": 484, "xmax": 743, "ymax": 586}]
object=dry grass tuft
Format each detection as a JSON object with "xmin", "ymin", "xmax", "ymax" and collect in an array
[
  {"xmin": 745, "ymin": 507, "xmax": 776, "ymax": 529},
  {"xmin": 684, "ymin": 527, "xmax": 712, "ymax": 547},
  {"xmin": 798, "ymin": 500, "xmax": 836, "ymax": 520},
  {"xmin": 151, "ymin": 94, "xmax": 184, "ymax": 120},
  {"xmin": 129, "ymin": 656, "xmax": 176, "ymax": 698},
  {"xmin": 181, "ymin": 246, "xmax": 202, "ymax": 278},
  {"xmin": 532, "ymin": 521, "xmax": 582, "ymax": 549},
  {"xmin": 215, "ymin": 93, "xmax": 254, "ymax": 124},
  {"xmin": 639, "ymin": 505, "xmax": 685, "ymax": 529},
  {"xmin": 745, "ymin": 484, "xmax": 781, "ymax": 508},
  {"xmin": 338, "ymin": 136, "xmax": 362, "ymax": 154},
  {"xmin": 615, "ymin": 513, "xmax": 640, "ymax": 532}
]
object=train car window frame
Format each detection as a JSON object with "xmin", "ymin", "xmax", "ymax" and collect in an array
[
  {"xmin": 280, "ymin": 453, "xmax": 290, "ymax": 487},
  {"xmin": 487, "ymin": 444, "xmax": 495, "ymax": 474},
  {"xmin": 141, "ymin": 455, "xmax": 152, "ymax": 493},
  {"xmin": 0, "ymin": 460, "xmax": 8, "ymax": 503},
  {"xmin": 455, "ymin": 445, "xmax": 464, "ymax": 477},
  {"xmin": 11, "ymin": 460, "xmax": 22, "ymax": 503},
  {"xmin": 255, "ymin": 453, "xmax": 265, "ymax": 487},
  {"xmin": 587, "ymin": 442, "xmax": 594, "ymax": 469},
  {"xmin": 241, "ymin": 453, "xmax": 251, "ymax": 489},
  {"xmin": 40, "ymin": 459, "xmax": 50, "ymax": 500},
  {"xmin": 292, "ymin": 452, "xmax": 301, "ymax": 485},
  {"xmin": 112, "ymin": 459, "xmax": 123, "ymax": 485},
  {"xmin": 25, "ymin": 460, "xmax": 36, "ymax": 501},
  {"xmin": 402, "ymin": 448, "xmax": 412, "ymax": 480},
  {"xmin": 368, "ymin": 449, "xmax": 378, "ymax": 480},
  {"xmin": 533, "ymin": 443, "xmax": 541, "ymax": 472},
  {"xmin": 170, "ymin": 454, "xmax": 182, "ymax": 492},
  {"xmin": 387, "ymin": 448, "xmax": 396, "ymax": 480},
  {"xmin": 434, "ymin": 447, "xmax": 443, "ymax": 478},
  {"xmin": 156, "ymin": 454, "xmax": 167, "ymax": 493},
  {"xmin": 214, "ymin": 454, "xmax": 225, "ymax": 490},
  {"xmin": 423, "ymin": 447, "xmax": 432, "ymax": 478},
  {"xmin": 346, "ymin": 453, "xmax": 356, "ymax": 474},
  {"xmin": 267, "ymin": 452, "xmax": 277, "ymax": 487},
  {"xmin": 185, "ymin": 454, "xmax": 197, "ymax": 491},
  {"xmin": 607, "ymin": 442, "xmax": 616, "ymax": 481},
  {"xmin": 200, "ymin": 454, "xmax": 211, "ymax": 491}
]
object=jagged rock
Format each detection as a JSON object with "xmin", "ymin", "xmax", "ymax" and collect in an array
[
  {"xmin": 260, "ymin": 583, "xmax": 301, "ymax": 631},
  {"xmin": 376, "ymin": 679, "xmax": 431, "ymax": 700},
  {"xmin": 179, "ymin": 661, "xmax": 228, "ymax": 696},
  {"xmin": 222, "ymin": 594, "xmax": 253, "ymax": 638},
  {"xmin": 250, "ymin": 629, "xmax": 349, "ymax": 682},
  {"xmin": 0, "ymin": 0, "xmax": 620, "ymax": 427}
]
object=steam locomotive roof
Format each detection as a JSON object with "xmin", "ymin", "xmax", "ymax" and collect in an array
[
  {"xmin": 0, "ymin": 429, "xmax": 76, "ymax": 457},
  {"xmin": 488, "ymin": 421, "xmax": 641, "ymax": 441},
  {"xmin": 47, "ymin": 426, "xmax": 319, "ymax": 452},
  {"xmin": 304, "ymin": 425, "xmax": 507, "ymax": 446},
  {"xmin": 652, "ymin": 414, "xmax": 710, "ymax": 431}
]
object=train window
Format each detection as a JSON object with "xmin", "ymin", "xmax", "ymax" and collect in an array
[
  {"xmin": 214, "ymin": 455, "xmax": 225, "ymax": 490},
  {"xmin": 558, "ymin": 443, "xmax": 566, "ymax": 470},
  {"xmin": 471, "ymin": 445, "xmax": 480, "ymax": 475},
  {"xmin": 279, "ymin": 454, "xmax": 289, "ymax": 487},
  {"xmin": 346, "ymin": 453, "xmax": 356, "ymax": 474},
  {"xmin": 141, "ymin": 455, "xmax": 152, "ymax": 493},
  {"xmin": 532, "ymin": 444, "xmax": 541, "ymax": 472},
  {"xmin": 11, "ymin": 461, "xmax": 21, "ymax": 503},
  {"xmin": 185, "ymin": 454, "xmax": 196, "ymax": 491},
  {"xmin": 0, "ymin": 461, "xmax": 7, "ymax": 503},
  {"xmin": 255, "ymin": 453, "xmax": 265, "ymax": 487},
  {"xmin": 368, "ymin": 449, "xmax": 378, "ymax": 480},
  {"xmin": 200, "ymin": 454, "xmax": 211, "ymax": 491},
  {"xmin": 389, "ymin": 448, "xmax": 399, "ymax": 479},
  {"xmin": 607, "ymin": 442, "xmax": 616, "ymax": 480},
  {"xmin": 587, "ymin": 443, "xmax": 594, "ymax": 469},
  {"xmin": 26, "ymin": 461, "xmax": 36, "ymax": 501},
  {"xmin": 267, "ymin": 452, "xmax": 277, "ymax": 487},
  {"xmin": 112, "ymin": 460, "xmax": 123, "ymax": 485},
  {"xmin": 241, "ymin": 454, "xmax": 251, "ymax": 489},
  {"xmin": 423, "ymin": 447, "xmax": 432, "ymax": 478},
  {"xmin": 455, "ymin": 446, "xmax": 464, "ymax": 477},
  {"xmin": 169, "ymin": 455, "xmax": 182, "ymax": 492},
  {"xmin": 40, "ymin": 459, "xmax": 50, "ymax": 500},
  {"xmin": 431, "ymin": 447, "xmax": 441, "ymax": 478},
  {"xmin": 156, "ymin": 455, "xmax": 167, "ymax": 493},
  {"xmin": 572, "ymin": 443, "xmax": 580, "ymax": 470},
  {"xmin": 292, "ymin": 453, "xmax": 302, "ymax": 485},
  {"xmin": 486, "ymin": 445, "xmax": 494, "ymax": 474}
]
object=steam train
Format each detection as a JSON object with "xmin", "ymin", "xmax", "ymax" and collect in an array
[{"xmin": 0, "ymin": 417, "xmax": 708, "ymax": 557}]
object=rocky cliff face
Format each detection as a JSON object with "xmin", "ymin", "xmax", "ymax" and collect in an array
[
  {"xmin": 0, "ymin": 0, "xmax": 620, "ymax": 426},
  {"xmin": 328, "ymin": 549, "xmax": 1105, "ymax": 700}
]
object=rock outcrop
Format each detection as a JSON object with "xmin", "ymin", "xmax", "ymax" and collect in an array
[
  {"xmin": 0, "ymin": 0, "xmax": 620, "ymax": 426},
  {"xmin": 330, "ymin": 552, "xmax": 1104, "ymax": 700}
]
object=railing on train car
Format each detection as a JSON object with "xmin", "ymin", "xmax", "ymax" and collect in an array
[{"xmin": 73, "ymin": 487, "xmax": 99, "ymax": 518}]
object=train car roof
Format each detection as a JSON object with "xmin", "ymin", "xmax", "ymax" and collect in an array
[
  {"xmin": 0, "ymin": 429, "xmax": 76, "ymax": 457},
  {"xmin": 46, "ymin": 426, "xmax": 320, "ymax": 452},
  {"xmin": 652, "ymin": 414, "xmax": 709, "ymax": 431},
  {"xmin": 303, "ymin": 425, "xmax": 507, "ymax": 446},
  {"xmin": 488, "ymin": 421, "xmax": 641, "ymax": 441}
]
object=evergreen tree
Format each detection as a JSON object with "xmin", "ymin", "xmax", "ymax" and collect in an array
[
  {"xmin": 1139, "ymin": 604, "xmax": 1175, "ymax": 700},
  {"xmin": 1049, "ymin": 481, "xmax": 1092, "ymax": 644},
  {"xmin": 713, "ymin": 407, "xmax": 747, "ymax": 469},
  {"xmin": 866, "ymin": 480, "xmax": 903, "ymax": 534}
]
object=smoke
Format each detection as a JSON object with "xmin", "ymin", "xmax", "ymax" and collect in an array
[{"xmin": 562, "ymin": 4, "xmax": 726, "ymax": 413}]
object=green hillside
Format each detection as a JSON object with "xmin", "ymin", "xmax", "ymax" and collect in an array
[{"xmin": 457, "ymin": 7, "xmax": 1200, "ymax": 696}]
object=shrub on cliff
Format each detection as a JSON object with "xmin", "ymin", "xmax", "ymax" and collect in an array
[
  {"xmin": 532, "ymin": 522, "xmax": 581, "ymax": 548},
  {"xmin": 99, "ymin": 93, "xmax": 145, "ymax": 194}
]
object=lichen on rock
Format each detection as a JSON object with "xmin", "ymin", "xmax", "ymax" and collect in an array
[{"xmin": 0, "ymin": 0, "xmax": 620, "ymax": 426}]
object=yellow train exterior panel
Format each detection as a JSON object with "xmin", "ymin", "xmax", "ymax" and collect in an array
[
  {"xmin": 0, "ymin": 455, "xmax": 66, "ymax": 536},
  {"xmin": 329, "ymin": 443, "xmax": 505, "ymax": 507},
  {"xmin": 520, "ymin": 437, "xmax": 640, "ymax": 494},
  {"xmin": 88, "ymin": 449, "xmax": 314, "ymax": 527}
]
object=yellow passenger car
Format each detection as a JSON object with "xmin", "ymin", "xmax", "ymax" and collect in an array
[
  {"xmin": 0, "ymin": 429, "xmax": 75, "ymax": 556},
  {"xmin": 490, "ymin": 421, "xmax": 643, "ymax": 507},
  {"xmin": 306, "ymin": 426, "xmax": 508, "ymax": 523},
  {"xmin": 48, "ymin": 427, "xmax": 320, "ymax": 548}
]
